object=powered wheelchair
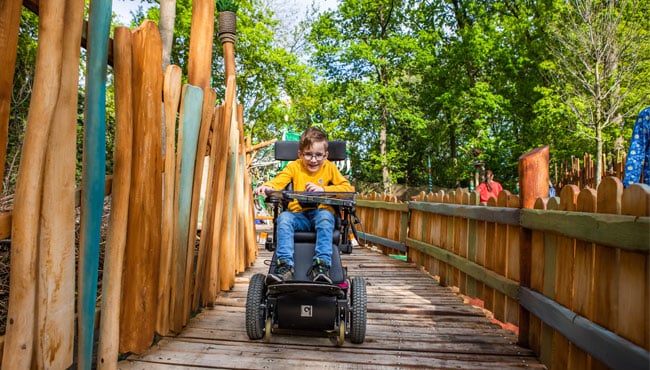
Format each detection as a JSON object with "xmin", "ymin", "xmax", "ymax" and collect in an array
[{"xmin": 245, "ymin": 140, "xmax": 367, "ymax": 346}]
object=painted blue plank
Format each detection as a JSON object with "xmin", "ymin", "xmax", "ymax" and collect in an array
[
  {"xmin": 79, "ymin": 0, "xmax": 112, "ymax": 369},
  {"xmin": 176, "ymin": 85, "xmax": 203, "ymax": 253}
]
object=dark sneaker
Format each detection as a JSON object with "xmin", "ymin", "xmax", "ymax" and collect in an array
[
  {"xmin": 311, "ymin": 258, "xmax": 332, "ymax": 284},
  {"xmin": 266, "ymin": 260, "xmax": 294, "ymax": 284}
]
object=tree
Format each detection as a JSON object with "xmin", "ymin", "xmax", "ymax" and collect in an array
[
  {"xmin": 310, "ymin": 0, "xmax": 421, "ymax": 193},
  {"xmin": 159, "ymin": 0, "xmax": 177, "ymax": 70},
  {"xmin": 141, "ymin": 0, "xmax": 318, "ymax": 143},
  {"xmin": 544, "ymin": 0, "xmax": 650, "ymax": 185}
]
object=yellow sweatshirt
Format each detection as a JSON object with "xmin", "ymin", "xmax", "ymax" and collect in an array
[{"xmin": 263, "ymin": 159, "xmax": 353, "ymax": 213}]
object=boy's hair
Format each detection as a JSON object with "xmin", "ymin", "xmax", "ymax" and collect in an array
[{"xmin": 299, "ymin": 127, "xmax": 329, "ymax": 151}]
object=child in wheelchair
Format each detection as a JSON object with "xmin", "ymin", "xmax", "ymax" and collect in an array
[{"xmin": 254, "ymin": 127, "xmax": 353, "ymax": 284}]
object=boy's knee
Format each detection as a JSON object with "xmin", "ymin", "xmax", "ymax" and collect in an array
[{"xmin": 315, "ymin": 210, "xmax": 334, "ymax": 226}]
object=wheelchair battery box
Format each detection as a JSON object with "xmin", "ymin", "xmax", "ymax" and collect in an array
[{"xmin": 276, "ymin": 293, "xmax": 338, "ymax": 331}]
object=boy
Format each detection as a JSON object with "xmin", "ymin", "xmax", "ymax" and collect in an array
[{"xmin": 254, "ymin": 127, "xmax": 353, "ymax": 284}]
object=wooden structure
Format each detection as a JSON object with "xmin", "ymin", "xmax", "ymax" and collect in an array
[
  {"xmin": 118, "ymin": 240, "xmax": 545, "ymax": 369},
  {"xmin": 354, "ymin": 166, "xmax": 649, "ymax": 370},
  {"xmin": 0, "ymin": 2, "xmax": 647, "ymax": 370}
]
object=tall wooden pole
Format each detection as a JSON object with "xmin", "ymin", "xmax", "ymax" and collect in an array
[
  {"xmin": 517, "ymin": 145, "xmax": 549, "ymax": 348},
  {"xmin": 188, "ymin": 0, "xmax": 215, "ymax": 88}
]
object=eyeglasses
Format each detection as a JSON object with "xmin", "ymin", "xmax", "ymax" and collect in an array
[{"xmin": 302, "ymin": 152, "xmax": 325, "ymax": 161}]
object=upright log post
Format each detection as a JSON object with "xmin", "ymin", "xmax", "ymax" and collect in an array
[
  {"xmin": 187, "ymin": 0, "xmax": 215, "ymax": 88},
  {"xmin": 517, "ymin": 145, "xmax": 549, "ymax": 347},
  {"xmin": 0, "ymin": 0, "xmax": 23, "ymax": 196}
]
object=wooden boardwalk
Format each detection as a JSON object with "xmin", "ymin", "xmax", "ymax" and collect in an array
[{"xmin": 118, "ymin": 244, "xmax": 545, "ymax": 369}]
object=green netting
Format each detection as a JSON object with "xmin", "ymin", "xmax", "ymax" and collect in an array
[{"xmin": 282, "ymin": 131, "xmax": 300, "ymax": 141}]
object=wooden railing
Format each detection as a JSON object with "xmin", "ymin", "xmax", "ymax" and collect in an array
[{"xmin": 356, "ymin": 178, "xmax": 649, "ymax": 370}]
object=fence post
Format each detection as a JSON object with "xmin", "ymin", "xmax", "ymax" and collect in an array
[{"xmin": 517, "ymin": 146, "xmax": 549, "ymax": 346}]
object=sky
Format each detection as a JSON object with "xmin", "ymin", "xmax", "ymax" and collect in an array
[{"xmin": 112, "ymin": 0, "xmax": 338, "ymax": 24}]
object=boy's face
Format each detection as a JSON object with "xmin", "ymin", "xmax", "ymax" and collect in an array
[{"xmin": 299, "ymin": 141, "xmax": 328, "ymax": 174}]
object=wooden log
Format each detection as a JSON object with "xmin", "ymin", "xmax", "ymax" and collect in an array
[
  {"xmin": 218, "ymin": 80, "xmax": 238, "ymax": 291},
  {"xmin": 169, "ymin": 84, "xmax": 203, "ymax": 333},
  {"xmin": 157, "ymin": 64, "xmax": 182, "ymax": 336},
  {"xmin": 187, "ymin": 0, "xmax": 215, "ymax": 88},
  {"xmin": 97, "ymin": 26, "xmax": 133, "ymax": 370},
  {"xmin": 518, "ymin": 146, "xmax": 549, "ymax": 209},
  {"xmin": 182, "ymin": 87, "xmax": 216, "ymax": 323},
  {"xmin": 0, "ymin": 0, "xmax": 23, "ymax": 196},
  {"xmin": 517, "ymin": 145, "xmax": 548, "ymax": 348},
  {"xmin": 2, "ymin": 1, "xmax": 65, "ymax": 367},
  {"xmin": 78, "ymin": 0, "xmax": 112, "ymax": 366},
  {"xmin": 120, "ymin": 20, "xmax": 163, "ymax": 354},
  {"xmin": 34, "ymin": 1, "xmax": 83, "ymax": 368}
]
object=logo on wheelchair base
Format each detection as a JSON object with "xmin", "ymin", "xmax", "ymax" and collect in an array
[{"xmin": 301, "ymin": 305, "xmax": 313, "ymax": 317}]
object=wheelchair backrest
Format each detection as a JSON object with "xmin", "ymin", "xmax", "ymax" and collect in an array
[{"xmin": 274, "ymin": 140, "xmax": 347, "ymax": 161}]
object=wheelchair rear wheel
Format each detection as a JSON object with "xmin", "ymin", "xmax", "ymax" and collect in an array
[{"xmin": 349, "ymin": 277, "xmax": 367, "ymax": 344}]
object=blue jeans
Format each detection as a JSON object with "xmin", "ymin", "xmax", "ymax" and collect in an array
[{"xmin": 276, "ymin": 209, "xmax": 335, "ymax": 267}]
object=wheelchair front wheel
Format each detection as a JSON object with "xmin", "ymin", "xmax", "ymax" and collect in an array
[{"xmin": 245, "ymin": 273, "xmax": 267, "ymax": 340}]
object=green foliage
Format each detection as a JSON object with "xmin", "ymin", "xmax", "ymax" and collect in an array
[{"xmin": 216, "ymin": 0, "xmax": 239, "ymax": 13}]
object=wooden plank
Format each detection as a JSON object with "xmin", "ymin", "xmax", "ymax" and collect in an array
[
  {"xmin": 158, "ymin": 64, "xmax": 182, "ymax": 336},
  {"xmin": 198, "ymin": 110, "xmax": 221, "ymax": 307},
  {"xmin": 120, "ymin": 20, "xmax": 163, "ymax": 354},
  {"xmin": 406, "ymin": 238, "xmax": 519, "ymax": 299},
  {"xmin": 569, "ymin": 187, "xmax": 597, "ymax": 369},
  {"xmin": 619, "ymin": 184, "xmax": 650, "ymax": 349},
  {"xmin": 409, "ymin": 201, "xmax": 520, "ymax": 225},
  {"xmin": 120, "ymin": 245, "xmax": 544, "ymax": 369},
  {"xmin": 519, "ymin": 209, "xmax": 649, "ymax": 251},
  {"xmin": 2, "ymin": 0, "xmax": 65, "ymax": 366},
  {"xmin": 182, "ymin": 87, "xmax": 216, "ymax": 324},
  {"xmin": 551, "ymin": 185, "xmax": 579, "ymax": 370},
  {"xmin": 170, "ymin": 84, "xmax": 204, "ymax": 333},
  {"xmin": 505, "ymin": 194, "xmax": 520, "ymax": 327},
  {"xmin": 78, "ymin": 1, "xmax": 112, "ymax": 367},
  {"xmin": 494, "ymin": 193, "xmax": 508, "ymax": 323},
  {"xmin": 97, "ymin": 26, "xmax": 133, "ymax": 370}
]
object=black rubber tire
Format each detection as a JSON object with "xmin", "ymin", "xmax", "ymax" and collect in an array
[
  {"xmin": 246, "ymin": 273, "xmax": 267, "ymax": 340},
  {"xmin": 349, "ymin": 277, "xmax": 367, "ymax": 344}
]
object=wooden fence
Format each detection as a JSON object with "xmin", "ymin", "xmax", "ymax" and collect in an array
[
  {"xmin": 555, "ymin": 151, "xmax": 627, "ymax": 189},
  {"xmin": 356, "ymin": 173, "xmax": 649, "ymax": 370},
  {"xmin": 0, "ymin": 3, "xmax": 256, "ymax": 368}
]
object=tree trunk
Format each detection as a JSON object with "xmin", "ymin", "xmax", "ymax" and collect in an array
[
  {"xmin": 159, "ymin": 0, "xmax": 177, "ymax": 71},
  {"xmin": 596, "ymin": 126, "xmax": 603, "ymax": 186}
]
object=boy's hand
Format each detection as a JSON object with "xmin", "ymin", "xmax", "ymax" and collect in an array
[
  {"xmin": 305, "ymin": 182, "xmax": 324, "ymax": 192},
  {"xmin": 254, "ymin": 185, "xmax": 274, "ymax": 196}
]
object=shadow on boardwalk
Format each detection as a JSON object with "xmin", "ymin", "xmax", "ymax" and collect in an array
[{"xmin": 119, "ymin": 242, "xmax": 545, "ymax": 369}]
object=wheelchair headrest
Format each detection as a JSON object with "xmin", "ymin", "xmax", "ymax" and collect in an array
[{"xmin": 274, "ymin": 140, "xmax": 347, "ymax": 161}]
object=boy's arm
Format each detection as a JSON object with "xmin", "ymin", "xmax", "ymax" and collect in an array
[
  {"xmin": 258, "ymin": 162, "xmax": 295, "ymax": 194},
  {"xmin": 323, "ymin": 163, "xmax": 354, "ymax": 192}
]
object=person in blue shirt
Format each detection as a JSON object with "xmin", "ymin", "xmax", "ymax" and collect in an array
[{"xmin": 623, "ymin": 107, "xmax": 650, "ymax": 187}]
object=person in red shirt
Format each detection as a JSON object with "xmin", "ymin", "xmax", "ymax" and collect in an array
[{"xmin": 476, "ymin": 170, "xmax": 503, "ymax": 203}]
